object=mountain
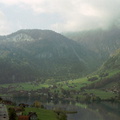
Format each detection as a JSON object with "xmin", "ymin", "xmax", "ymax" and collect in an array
[
  {"xmin": 63, "ymin": 28, "xmax": 120, "ymax": 90},
  {"xmin": 63, "ymin": 27, "xmax": 120, "ymax": 63},
  {"xmin": 100, "ymin": 49, "xmax": 120, "ymax": 71},
  {"xmin": 0, "ymin": 29, "xmax": 98, "ymax": 84},
  {"xmin": 85, "ymin": 49, "xmax": 120, "ymax": 90}
]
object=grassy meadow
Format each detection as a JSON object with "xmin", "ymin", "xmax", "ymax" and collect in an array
[
  {"xmin": 0, "ymin": 69, "xmax": 120, "ymax": 99},
  {"xmin": 23, "ymin": 107, "xmax": 58, "ymax": 120}
]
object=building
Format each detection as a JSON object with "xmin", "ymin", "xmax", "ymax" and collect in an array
[{"xmin": 18, "ymin": 112, "xmax": 38, "ymax": 120}]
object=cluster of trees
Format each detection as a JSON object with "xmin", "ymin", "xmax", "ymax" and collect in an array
[
  {"xmin": 8, "ymin": 108, "xmax": 17, "ymax": 120},
  {"xmin": 0, "ymin": 52, "xmax": 87, "ymax": 84},
  {"xmin": 84, "ymin": 73, "xmax": 120, "ymax": 89},
  {"xmin": 0, "ymin": 56, "xmax": 38, "ymax": 84},
  {"xmin": 56, "ymin": 111, "xmax": 67, "ymax": 120},
  {"xmin": 87, "ymin": 72, "xmax": 109, "ymax": 82},
  {"xmin": 33, "ymin": 101, "xmax": 44, "ymax": 108},
  {"xmin": 99, "ymin": 72, "xmax": 109, "ymax": 79},
  {"xmin": 76, "ymin": 94, "xmax": 101, "ymax": 103},
  {"xmin": 88, "ymin": 76, "xmax": 98, "ymax": 81},
  {"xmin": 118, "ymin": 82, "xmax": 120, "ymax": 99}
]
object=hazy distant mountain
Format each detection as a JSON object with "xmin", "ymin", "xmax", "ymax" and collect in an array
[
  {"xmin": 63, "ymin": 27, "xmax": 120, "ymax": 63},
  {"xmin": 0, "ymin": 29, "xmax": 98, "ymax": 84},
  {"xmin": 63, "ymin": 27, "xmax": 120, "ymax": 89}
]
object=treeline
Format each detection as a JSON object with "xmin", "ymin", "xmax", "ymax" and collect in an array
[
  {"xmin": 0, "ymin": 56, "xmax": 39, "ymax": 84},
  {"xmin": 0, "ymin": 54, "xmax": 86, "ymax": 84},
  {"xmin": 84, "ymin": 72, "xmax": 120, "ymax": 89}
]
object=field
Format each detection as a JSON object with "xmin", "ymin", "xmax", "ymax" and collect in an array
[
  {"xmin": 57, "ymin": 69, "xmax": 120, "ymax": 89},
  {"xmin": 23, "ymin": 107, "xmax": 58, "ymax": 120},
  {"xmin": 7, "ymin": 105, "xmax": 58, "ymax": 120},
  {"xmin": 85, "ymin": 89, "xmax": 116, "ymax": 99},
  {"xmin": 0, "ymin": 69, "xmax": 119, "ymax": 99}
]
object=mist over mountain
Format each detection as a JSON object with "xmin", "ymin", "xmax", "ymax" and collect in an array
[
  {"xmin": 63, "ymin": 28, "xmax": 120, "ymax": 90},
  {"xmin": 63, "ymin": 27, "xmax": 120, "ymax": 63},
  {"xmin": 0, "ymin": 29, "xmax": 99, "ymax": 84}
]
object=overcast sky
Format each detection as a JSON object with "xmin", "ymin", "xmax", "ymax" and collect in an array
[{"xmin": 0, "ymin": 0, "xmax": 120, "ymax": 35}]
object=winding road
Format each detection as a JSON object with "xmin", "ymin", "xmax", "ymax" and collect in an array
[{"xmin": 0, "ymin": 104, "xmax": 9, "ymax": 120}]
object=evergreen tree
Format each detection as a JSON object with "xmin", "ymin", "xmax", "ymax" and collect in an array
[{"xmin": 8, "ymin": 108, "xmax": 16, "ymax": 120}]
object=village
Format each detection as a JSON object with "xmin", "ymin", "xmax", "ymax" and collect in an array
[
  {"xmin": 0, "ymin": 97, "xmax": 67, "ymax": 120},
  {"xmin": 0, "ymin": 82, "xmax": 119, "ymax": 104}
]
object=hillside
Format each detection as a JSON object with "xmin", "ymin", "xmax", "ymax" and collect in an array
[
  {"xmin": 63, "ymin": 27, "xmax": 120, "ymax": 63},
  {"xmin": 0, "ymin": 29, "xmax": 98, "ymax": 84},
  {"xmin": 101, "ymin": 49, "xmax": 120, "ymax": 71},
  {"xmin": 84, "ymin": 49, "xmax": 120, "ymax": 90},
  {"xmin": 63, "ymin": 27, "xmax": 120, "ymax": 91}
]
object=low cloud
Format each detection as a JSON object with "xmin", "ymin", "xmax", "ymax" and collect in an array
[
  {"xmin": 0, "ymin": 0, "xmax": 120, "ymax": 33},
  {"xmin": 0, "ymin": 11, "xmax": 10, "ymax": 35}
]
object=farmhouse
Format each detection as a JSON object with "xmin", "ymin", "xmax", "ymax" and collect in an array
[{"xmin": 18, "ymin": 112, "xmax": 38, "ymax": 120}]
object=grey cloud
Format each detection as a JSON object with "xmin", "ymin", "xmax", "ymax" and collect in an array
[{"xmin": 0, "ymin": 0, "xmax": 120, "ymax": 34}]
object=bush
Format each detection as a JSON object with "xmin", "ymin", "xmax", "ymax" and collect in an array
[
  {"xmin": 57, "ymin": 112, "xmax": 67, "ymax": 120},
  {"xmin": 8, "ymin": 108, "xmax": 17, "ymax": 120},
  {"xmin": 99, "ymin": 73, "xmax": 109, "ymax": 78}
]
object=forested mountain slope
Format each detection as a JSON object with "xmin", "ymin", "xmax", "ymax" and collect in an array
[{"xmin": 0, "ymin": 29, "xmax": 98, "ymax": 84}]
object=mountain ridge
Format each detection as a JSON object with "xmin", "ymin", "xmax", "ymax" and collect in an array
[
  {"xmin": 1, "ymin": 28, "xmax": 120, "ymax": 85},
  {"xmin": 63, "ymin": 28, "xmax": 120, "ymax": 59},
  {"xmin": 0, "ymin": 29, "xmax": 98, "ymax": 84}
]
